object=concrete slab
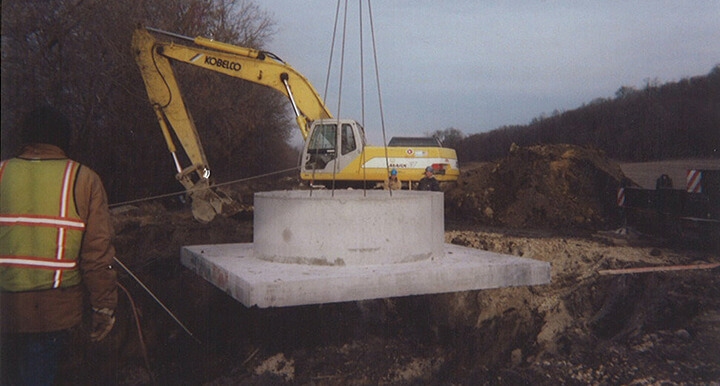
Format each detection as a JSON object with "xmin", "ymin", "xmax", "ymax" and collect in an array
[{"xmin": 181, "ymin": 243, "xmax": 551, "ymax": 308}]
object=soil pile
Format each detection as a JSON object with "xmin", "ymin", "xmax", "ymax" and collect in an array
[{"xmin": 446, "ymin": 143, "xmax": 628, "ymax": 229}]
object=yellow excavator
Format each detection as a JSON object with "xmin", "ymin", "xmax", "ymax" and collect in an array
[{"xmin": 132, "ymin": 26, "xmax": 459, "ymax": 221}]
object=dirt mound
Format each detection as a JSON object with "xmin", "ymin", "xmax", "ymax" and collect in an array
[{"xmin": 446, "ymin": 143, "xmax": 628, "ymax": 230}]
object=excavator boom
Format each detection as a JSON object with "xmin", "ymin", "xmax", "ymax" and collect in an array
[
  {"xmin": 132, "ymin": 27, "xmax": 333, "ymax": 222},
  {"xmin": 133, "ymin": 27, "xmax": 331, "ymax": 140}
]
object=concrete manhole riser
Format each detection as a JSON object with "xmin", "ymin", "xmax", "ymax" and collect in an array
[
  {"xmin": 253, "ymin": 190, "xmax": 444, "ymax": 266},
  {"xmin": 181, "ymin": 190, "xmax": 551, "ymax": 308}
]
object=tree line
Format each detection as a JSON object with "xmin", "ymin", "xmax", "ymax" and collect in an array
[
  {"xmin": 1, "ymin": 0, "xmax": 296, "ymax": 203},
  {"xmin": 434, "ymin": 65, "xmax": 720, "ymax": 163},
  {"xmin": 3, "ymin": 0, "xmax": 717, "ymax": 207}
]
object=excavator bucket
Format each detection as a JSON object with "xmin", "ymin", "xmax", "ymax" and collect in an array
[{"xmin": 187, "ymin": 179, "xmax": 242, "ymax": 223}]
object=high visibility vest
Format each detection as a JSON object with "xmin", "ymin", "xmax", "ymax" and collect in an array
[{"xmin": 0, "ymin": 158, "xmax": 86, "ymax": 291}]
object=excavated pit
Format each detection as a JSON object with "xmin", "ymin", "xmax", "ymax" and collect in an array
[
  {"xmin": 78, "ymin": 154, "xmax": 719, "ymax": 384},
  {"xmin": 181, "ymin": 190, "xmax": 550, "ymax": 307}
]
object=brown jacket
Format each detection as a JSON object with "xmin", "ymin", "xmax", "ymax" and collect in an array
[
  {"xmin": 1, "ymin": 144, "xmax": 117, "ymax": 333},
  {"xmin": 383, "ymin": 176, "xmax": 402, "ymax": 191}
]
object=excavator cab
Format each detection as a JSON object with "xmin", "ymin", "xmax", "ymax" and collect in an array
[{"xmin": 302, "ymin": 119, "xmax": 365, "ymax": 178}]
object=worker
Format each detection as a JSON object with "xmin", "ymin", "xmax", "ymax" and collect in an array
[
  {"xmin": 0, "ymin": 105, "xmax": 118, "ymax": 386},
  {"xmin": 417, "ymin": 166, "xmax": 441, "ymax": 191},
  {"xmin": 383, "ymin": 168, "xmax": 402, "ymax": 190}
]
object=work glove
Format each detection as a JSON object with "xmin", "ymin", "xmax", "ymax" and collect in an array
[{"xmin": 90, "ymin": 307, "xmax": 116, "ymax": 342}]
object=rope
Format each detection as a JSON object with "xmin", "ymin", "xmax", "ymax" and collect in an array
[
  {"xmin": 109, "ymin": 166, "xmax": 299, "ymax": 208},
  {"xmin": 114, "ymin": 257, "xmax": 201, "ymax": 345},
  {"xmin": 118, "ymin": 282, "xmax": 155, "ymax": 384}
]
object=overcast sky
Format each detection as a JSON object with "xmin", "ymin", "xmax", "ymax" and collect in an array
[{"xmin": 258, "ymin": 1, "xmax": 720, "ymax": 145}]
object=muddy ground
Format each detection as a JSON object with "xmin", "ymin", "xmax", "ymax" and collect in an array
[{"xmin": 57, "ymin": 145, "xmax": 719, "ymax": 385}]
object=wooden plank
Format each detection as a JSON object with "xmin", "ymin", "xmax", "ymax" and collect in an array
[{"xmin": 598, "ymin": 263, "xmax": 720, "ymax": 276}]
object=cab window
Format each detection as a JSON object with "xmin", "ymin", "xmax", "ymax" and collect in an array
[
  {"xmin": 308, "ymin": 124, "xmax": 337, "ymax": 152},
  {"xmin": 306, "ymin": 124, "xmax": 337, "ymax": 170},
  {"xmin": 341, "ymin": 124, "xmax": 356, "ymax": 155}
]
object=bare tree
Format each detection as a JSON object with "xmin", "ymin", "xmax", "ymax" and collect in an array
[
  {"xmin": 2, "ymin": 0, "xmax": 293, "ymax": 202},
  {"xmin": 430, "ymin": 127, "xmax": 464, "ymax": 150}
]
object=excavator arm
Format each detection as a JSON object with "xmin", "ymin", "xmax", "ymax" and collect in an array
[
  {"xmin": 131, "ymin": 26, "xmax": 332, "ymax": 222},
  {"xmin": 133, "ymin": 27, "xmax": 331, "ymax": 140}
]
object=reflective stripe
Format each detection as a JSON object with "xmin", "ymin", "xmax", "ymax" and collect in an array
[
  {"xmin": 0, "ymin": 215, "xmax": 86, "ymax": 229},
  {"xmin": 0, "ymin": 256, "xmax": 78, "ymax": 270},
  {"xmin": 0, "ymin": 160, "xmax": 7, "ymax": 181},
  {"xmin": 59, "ymin": 161, "xmax": 74, "ymax": 218},
  {"xmin": 54, "ymin": 161, "xmax": 78, "ymax": 288},
  {"xmin": 687, "ymin": 170, "xmax": 702, "ymax": 193}
]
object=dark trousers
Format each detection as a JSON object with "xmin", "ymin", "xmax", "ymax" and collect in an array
[{"xmin": 1, "ymin": 330, "xmax": 69, "ymax": 386}]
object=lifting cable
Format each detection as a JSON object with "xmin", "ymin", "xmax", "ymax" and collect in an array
[
  {"xmin": 367, "ymin": 0, "xmax": 393, "ymax": 196},
  {"xmin": 331, "ymin": 0, "xmax": 350, "ymax": 196},
  {"xmin": 323, "ymin": 1, "xmax": 342, "ymax": 111},
  {"xmin": 359, "ymin": 0, "xmax": 368, "ymax": 194},
  {"xmin": 323, "ymin": 0, "xmax": 390, "ymax": 196},
  {"xmin": 308, "ymin": 0, "xmax": 343, "ymax": 198}
]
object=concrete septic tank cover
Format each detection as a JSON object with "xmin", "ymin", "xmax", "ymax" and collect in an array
[{"xmin": 181, "ymin": 190, "xmax": 551, "ymax": 308}]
